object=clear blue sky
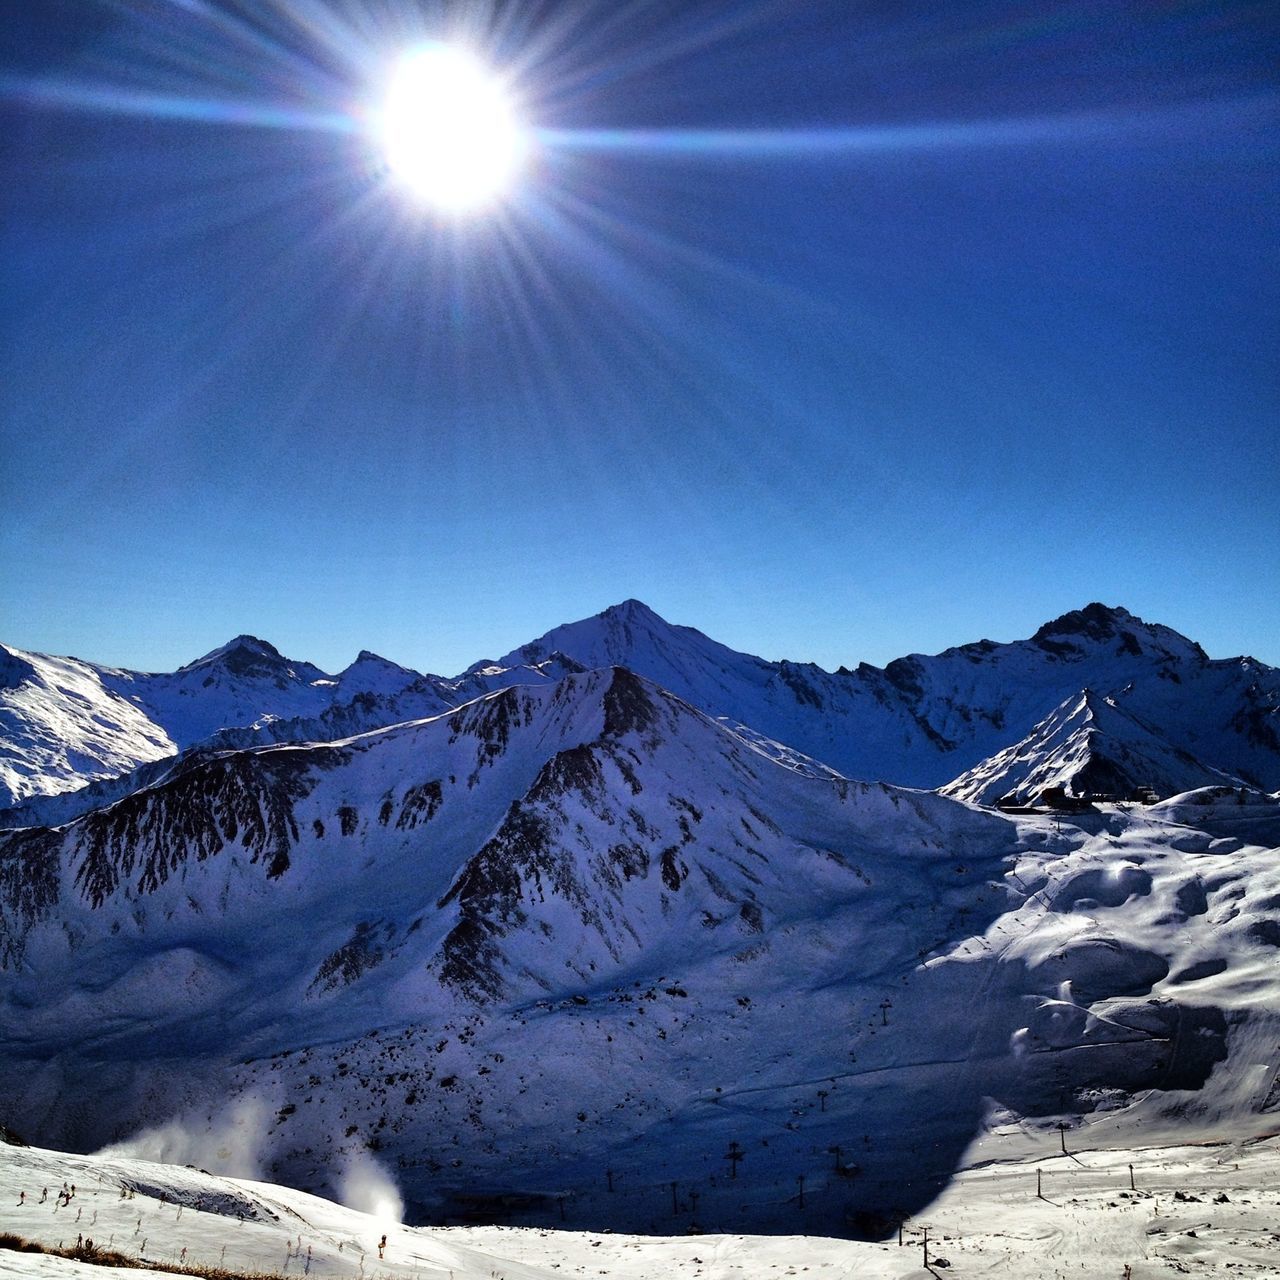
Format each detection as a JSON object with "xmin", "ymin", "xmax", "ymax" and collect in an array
[{"xmin": 2, "ymin": 1, "xmax": 1277, "ymax": 676}]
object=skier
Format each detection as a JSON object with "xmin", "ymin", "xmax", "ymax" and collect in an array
[
  {"xmin": 378, "ymin": 1233, "xmax": 387, "ymax": 1260},
  {"xmin": 16, "ymin": 1191, "xmax": 24, "ymax": 1205}
]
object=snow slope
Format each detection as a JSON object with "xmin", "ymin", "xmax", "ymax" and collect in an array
[
  {"xmin": 2, "ymin": 1121, "xmax": 1280, "ymax": 1277},
  {"xmin": 0, "ymin": 637, "xmax": 340, "ymax": 810},
  {"xmin": 2, "ymin": 660, "xmax": 1278, "ymax": 1236},
  {"xmin": 0, "ymin": 637, "xmax": 569, "ymax": 820},
  {"xmin": 0, "ymin": 646, "xmax": 177, "ymax": 811},
  {"xmin": 941, "ymin": 689, "xmax": 1247, "ymax": 805}
]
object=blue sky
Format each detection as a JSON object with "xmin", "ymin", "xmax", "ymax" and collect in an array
[{"xmin": 2, "ymin": 1, "xmax": 1277, "ymax": 675}]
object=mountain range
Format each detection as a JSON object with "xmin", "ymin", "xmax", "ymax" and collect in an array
[
  {"xmin": 3, "ymin": 600, "xmax": 1277, "ymax": 821},
  {"xmin": 2, "ymin": 602, "xmax": 1278, "ymax": 1235}
]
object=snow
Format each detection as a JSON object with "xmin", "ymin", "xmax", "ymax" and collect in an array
[
  {"xmin": 4, "ymin": 600, "xmax": 1277, "ymax": 814},
  {"xmin": 943, "ymin": 689, "xmax": 1246, "ymax": 805},
  {"xmin": 334, "ymin": 653, "xmax": 423, "ymax": 700},
  {"xmin": 0, "ymin": 646, "xmax": 176, "ymax": 809},
  {"xmin": 494, "ymin": 601, "xmax": 1280, "ymax": 793},
  {"xmin": 3, "ymin": 608, "xmax": 1280, "ymax": 1271},
  {"xmin": 2, "ymin": 1133, "xmax": 1280, "ymax": 1278},
  {"xmin": 2, "ymin": 665, "xmax": 1278, "ymax": 1244}
]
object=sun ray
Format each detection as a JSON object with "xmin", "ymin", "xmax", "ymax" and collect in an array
[
  {"xmin": 533, "ymin": 98, "xmax": 1264, "ymax": 157},
  {"xmin": 0, "ymin": 72, "xmax": 356, "ymax": 132}
]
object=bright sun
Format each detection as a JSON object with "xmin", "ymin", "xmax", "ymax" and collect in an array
[{"xmin": 378, "ymin": 44, "xmax": 525, "ymax": 213}]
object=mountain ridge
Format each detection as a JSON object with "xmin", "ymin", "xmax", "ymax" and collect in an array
[
  {"xmin": 3, "ymin": 601, "xmax": 1277, "ymax": 816},
  {"xmin": 941, "ymin": 687, "xmax": 1248, "ymax": 805}
]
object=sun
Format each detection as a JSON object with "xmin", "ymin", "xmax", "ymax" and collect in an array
[{"xmin": 377, "ymin": 43, "xmax": 526, "ymax": 213}]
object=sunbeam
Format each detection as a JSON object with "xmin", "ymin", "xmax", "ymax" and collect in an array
[
  {"xmin": 535, "ymin": 96, "xmax": 1272, "ymax": 157},
  {"xmin": 0, "ymin": 74, "xmax": 357, "ymax": 132}
]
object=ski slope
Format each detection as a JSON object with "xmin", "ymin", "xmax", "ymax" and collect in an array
[{"xmin": 2, "ymin": 1132, "xmax": 1279, "ymax": 1278}]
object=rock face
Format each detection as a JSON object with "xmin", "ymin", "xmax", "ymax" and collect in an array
[{"xmin": 1, "ymin": 661, "xmax": 1277, "ymax": 1235}]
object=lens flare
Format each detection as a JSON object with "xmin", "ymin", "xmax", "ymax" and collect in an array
[{"xmin": 378, "ymin": 43, "xmax": 526, "ymax": 213}]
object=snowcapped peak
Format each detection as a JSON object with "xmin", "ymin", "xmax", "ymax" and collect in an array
[
  {"xmin": 1030, "ymin": 604, "xmax": 1209, "ymax": 666},
  {"xmin": 542, "ymin": 650, "xmax": 588, "ymax": 674},
  {"xmin": 174, "ymin": 636, "xmax": 329, "ymax": 692},
  {"xmin": 492, "ymin": 599, "xmax": 757, "ymax": 683},
  {"xmin": 336, "ymin": 649, "xmax": 421, "ymax": 698},
  {"xmin": 1029, "ymin": 604, "xmax": 1208, "ymax": 670},
  {"xmin": 183, "ymin": 634, "xmax": 286, "ymax": 673},
  {"xmin": 601, "ymin": 597, "xmax": 662, "ymax": 622},
  {"xmin": 942, "ymin": 683, "xmax": 1243, "ymax": 804},
  {"xmin": 345, "ymin": 650, "xmax": 413, "ymax": 675}
]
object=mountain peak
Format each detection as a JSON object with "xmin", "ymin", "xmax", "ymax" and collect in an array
[
  {"xmin": 942, "ymin": 683, "xmax": 1243, "ymax": 805},
  {"xmin": 348, "ymin": 649, "xmax": 411, "ymax": 671},
  {"xmin": 494, "ymin": 600, "xmax": 688, "ymax": 671},
  {"xmin": 1031, "ymin": 603, "xmax": 1207, "ymax": 664},
  {"xmin": 175, "ymin": 635, "xmax": 332, "ymax": 690},
  {"xmin": 335, "ymin": 649, "xmax": 422, "ymax": 697},
  {"xmin": 1032, "ymin": 603, "xmax": 1135, "ymax": 644},
  {"xmin": 601, "ymin": 598, "xmax": 663, "ymax": 622},
  {"xmin": 183, "ymin": 635, "xmax": 285, "ymax": 672}
]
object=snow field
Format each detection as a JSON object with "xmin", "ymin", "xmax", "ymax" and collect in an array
[{"xmin": 3, "ymin": 1135, "xmax": 1280, "ymax": 1278}]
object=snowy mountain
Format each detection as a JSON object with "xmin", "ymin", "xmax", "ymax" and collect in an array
[
  {"xmin": 2, "ymin": 663, "xmax": 1278, "ymax": 1234},
  {"xmin": 334, "ymin": 650, "xmax": 423, "ymax": 699},
  {"xmin": 942, "ymin": 689, "xmax": 1248, "ymax": 805},
  {"xmin": 0, "ymin": 635, "xmax": 577, "ymax": 816},
  {"xmin": 0, "ymin": 645, "xmax": 178, "ymax": 812},
  {"xmin": 121, "ymin": 635, "xmax": 338, "ymax": 744},
  {"xmin": 497, "ymin": 601, "xmax": 1280, "ymax": 794},
  {"xmin": 4, "ymin": 601, "xmax": 1276, "ymax": 814},
  {"xmin": 0, "ymin": 636, "xmax": 336, "ymax": 809}
]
